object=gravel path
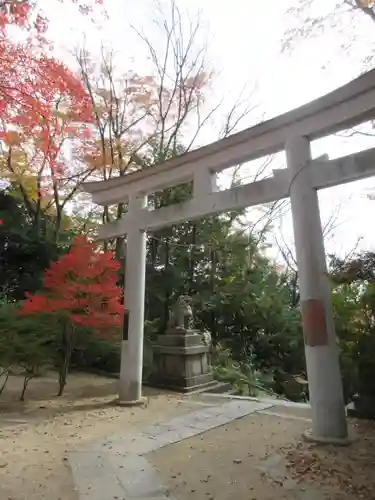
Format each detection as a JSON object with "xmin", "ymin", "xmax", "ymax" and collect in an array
[
  {"xmin": 0, "ymin": 373, "xmax": 204, "ymax": 500},
  {"xmin": 1, "ymin": 373, "xmax": 374, "ymax": 500}
]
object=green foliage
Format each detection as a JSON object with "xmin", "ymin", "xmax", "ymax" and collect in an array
[
  {"xmin": 331, "ymin": 282, "xmax": 362, "ymax": 401},
  {"xmin": 0, "ymin": 188, "xmax": 73, "ymax": 302},
  {"xmin": 145, "ymin": 199, "xmax": 302, "ymax": 370},
  {"xmin": 0, "ymin": 302, "xmax": 108, "ymax": 398},
  {"xmin": 212, "ymin": 349, "xmax": 262, "ymax": 397},
  {"xmin": 0, "ymin": 190, "xmax": 54, "ymax": 301},
  {"xmin": 68, "ymin": 320, "xmax": 158, "ymax": 380},
  {"xmin": 143, "ymin": 319, "xmax": 160, "ymax": 380},
  {"xmin": 212, "ymin": 348, "xmax": 277, "ymax": 398},
  {"xmin": 0, "ymin": 303, "xmax": 56, "ymax": 399},
  {"xmin": 331, "ymin": 252, "xmax": 375, "ymax": 403},
  {"xmin": 70, "ymin": 339, "xmax": 121, "ymax": 375}
]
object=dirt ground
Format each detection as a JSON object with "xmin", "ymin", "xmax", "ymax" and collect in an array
[
  {"xmin": 0, "ymin": 372, "xmax": 201, "ymax": 500},
  {"xmin": 149, "ymin": 412, "xmax": 375, "ymax": 500},
  {"xmin": 0, "ymin": 371, "xmax": 120, "ymax": 415},
  {"xmin": 1, "ymin": 373, "xmax": 375, "ymax": 500}
]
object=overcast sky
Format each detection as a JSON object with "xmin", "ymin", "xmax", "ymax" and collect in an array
[{"xmin": 43, "ymin": 0, "xmax": 375, "ymax": 260}]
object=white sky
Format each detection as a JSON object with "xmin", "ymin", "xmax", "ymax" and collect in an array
[{"xmin": 43, "ymin": 0, "xmax": 375, "ymax": 261}]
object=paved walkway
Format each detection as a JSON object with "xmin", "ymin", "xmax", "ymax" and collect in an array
[{"xmin": 68, "ymin": 399, "xmax": 273, "ymax": 500}]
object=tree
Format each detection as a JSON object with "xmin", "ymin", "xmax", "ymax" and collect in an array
[
  {"xmin": 282, "ymin": 0, "xmax": 375, "ymax": 200},
  {"xmin": 20, "ymin": 234, "xmax": 123, "ymax": 395},
  {"xmin": 274, "ymin": 201, "xmax": 344, "ymax": 307},
  {"xmin": 0, "ymin": 1, "xmax": 106, "ymax": 240},
  {"xmin": 75, "ymin": 0, "xmax": 263, "ymax": 328},
  {"xmin": 330, "ymin": 251, "xmax": 375, "ymax": 404},
  {"xmin": 0, "ymin": 101, "xmax": 95, "ymax": 241},
  {"xmin": 0, "ymin": 0, "xmax": 103, "ymax": 128},
  {"xmin": 75, "ymin": 46, "xmax": 162, "ymax": 252},
  {"xmin": 75, "ymin": 0, "xmax": 220, "ymax": 255},
  {"xmin": 0, "ymin": 187, "xmax": 62, "ymax": 301},
  {"xmin": 0, "ymin": 302, "xmax": 57, "ymax": 400},
  {"xmin": 283, "ymin": 0, "xmax": 375, "ymax": 54}
]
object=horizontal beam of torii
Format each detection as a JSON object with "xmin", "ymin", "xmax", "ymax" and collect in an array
[
  {"xmin": 97, "ymin": 147, "xmax": 375, "ymax": 239},
  {"xmin": 83, "ymin": 68, "xmax": 375, "ymax": 207}
]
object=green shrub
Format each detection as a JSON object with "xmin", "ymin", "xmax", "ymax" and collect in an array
[
  {"xmin": 70, "ymin": 319, "xmax": 160, "ymax": 378},
  {"xmin": 0, "ymin": 302, "xmax": 108, "ymax": 397},
  {"xmin": 70, "ymin": 338, "xmax": 121, "ymax": 374},
  {"xmin": 0, "ymin": 303, "xmax": 56, "ymax": 399},
  {"xmin": 0, "ymin": 304, "xmax": 159, "ymax": 387}
]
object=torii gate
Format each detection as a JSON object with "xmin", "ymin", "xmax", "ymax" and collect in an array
[{"xmin": 83, "ymin": 69, "xmax": 375, "ymax": 444}]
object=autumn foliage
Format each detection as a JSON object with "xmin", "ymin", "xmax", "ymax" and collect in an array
[
  {"xmin": 0, "ymin": 1, "xmax": 108, "ymax": 224},
  {"xmin": 21, "ymin": 235, "xmax": 123, "ymax": 332},
  {"xmin": 0, "ymin": 0, "xmax": 104, "ymax": 167}
]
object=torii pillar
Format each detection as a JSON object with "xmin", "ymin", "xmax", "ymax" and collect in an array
[
  {"xmin": 287, "ymin": 136, "xmax": 349, "ymax": 444},
  {"xmin": 118, "ymin": 194, "xmax": 147, "ymax": 405}
]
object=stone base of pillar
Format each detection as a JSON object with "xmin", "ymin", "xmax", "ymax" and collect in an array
[
  {"xmin": 112, "ymin": 397, "xmax": 147, "ymax": 407},
  {"xmin": 302, "ymin": 429, "xmax": 353, "ymax": 446},
  {"xmin": 151, "ymin": 329, "xmax": 216, "ymax": 393}
]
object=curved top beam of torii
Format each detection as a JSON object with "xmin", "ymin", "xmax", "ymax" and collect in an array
[{"xmin": 83, "ymin": 68, "xmax": 375, "ymax": 207}]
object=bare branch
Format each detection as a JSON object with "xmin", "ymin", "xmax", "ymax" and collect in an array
[
  {"xmin": 132, "ymin": 0, "xmax": 214, "ymax": 160},
  {"xmin": 282, "ymin": 0, "xmax": 356, "ymax": 52}
]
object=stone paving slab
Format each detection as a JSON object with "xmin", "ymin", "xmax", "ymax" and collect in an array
[
  {"xmin": 108, "ymin": 455, "xmax": 169, "ymax": 498},
  {"xmin": 69, "ymin": 399, "xmax": 273, "ymax": 500},
  {"xmin": 69, "ymin": 450, "xmax": 127, "ymax": 500}
]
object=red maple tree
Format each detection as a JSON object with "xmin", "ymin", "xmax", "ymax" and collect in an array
[
  {"xmin": 21, "ymin": 235, "xmax": 123, "ymax": 330},
  {"xmin": 20, "ymin": 235, "xmax": 123, "ymax": 395},
  {"xmin": 0, "ymin": 1, "xmax": 105, "ymax": 160}
]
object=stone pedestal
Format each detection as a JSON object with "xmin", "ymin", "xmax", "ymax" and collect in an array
[{"xmin": 152, "ymin": 328, "xmax": 215, "ymax": 392}]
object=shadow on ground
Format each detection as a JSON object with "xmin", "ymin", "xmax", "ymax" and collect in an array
[{"xmin": 0, "ymin": 370, "xmax": 172, "ymax": 422}]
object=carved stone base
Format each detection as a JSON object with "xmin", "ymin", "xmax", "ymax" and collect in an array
[{"xmin": 151, "ymin": 330, "xmax": 214, "ymax": 393}]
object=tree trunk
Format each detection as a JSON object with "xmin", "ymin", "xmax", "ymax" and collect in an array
[
  {"xmin": 20, "ymin": 375, "xmax": 32, "ymax": 401},
  {"xmin": 0, "ymin": 369, "xmax": 9, "ymax": 395},
  {"xmin": 57, "ymin": 322, "xmax": 74, "ymax": 396}
]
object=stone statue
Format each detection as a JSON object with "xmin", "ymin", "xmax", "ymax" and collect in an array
[
  {"xmin": 154, "ymin": 295, "xmax": 216, "ymax": 392},
  {"xmin": 201, "ymin": 330, "xmax": 212, "ymax": 346},
  {"xmin": 168, "ymin": 295, "xmax": 194, "ymax": 331},
  {"xmin": 201, "ymin": 330, "xmax": 212, "ymax": 368}
]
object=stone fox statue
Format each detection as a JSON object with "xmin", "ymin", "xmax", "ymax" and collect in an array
[{"xmin": 168, "ymin": 295, "xmax": 194, "ymax": 330}]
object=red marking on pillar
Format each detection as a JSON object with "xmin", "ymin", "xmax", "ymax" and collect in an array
[{"xmin": 301, "ymin": 298, "xmax": 328, "ymax": 346}]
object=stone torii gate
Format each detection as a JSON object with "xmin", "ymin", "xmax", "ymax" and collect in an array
[{"xmin": 83, "ymin": 69, "xmax": 375, "ymax": 444}]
